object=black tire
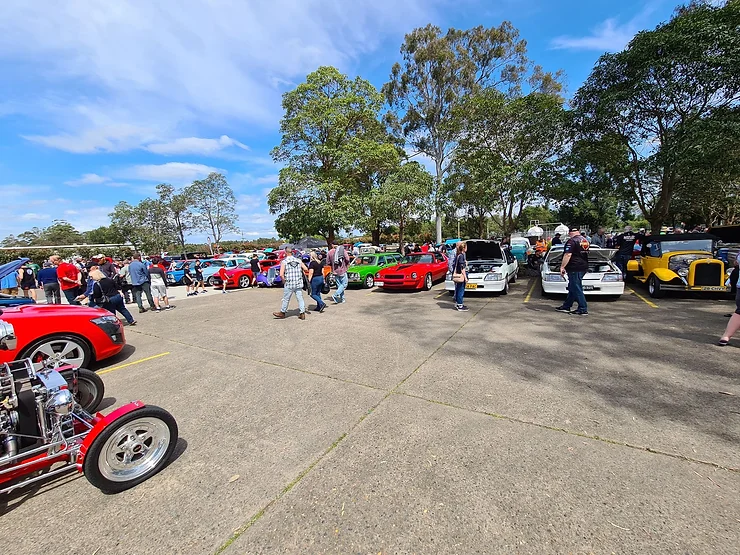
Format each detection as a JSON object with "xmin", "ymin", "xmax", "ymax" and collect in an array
[
  {"xmin": 61, "ymin": 368, "xmax": 104, "ymax": 413},
  {"xmin": 510, "ymin": 272, "xmax": 517, "ymax": 284},
  {"xmin": 364, "ymin": 274, "xmax": 375, "ymax": 288},
  {"xmin": 501, "ymin": 278, "xmax": 509, "ymax": 295},
  {"xmin": 206, "ymin": 276, "xmax": 215, "ymax": 286},
  {"xmin": 423, "ymin": 273, "xmax": 433, "ymax": 291},
  {"xmin": 83, "ymin": 405, "xmax": 178, "ymax": 494},
  {"xmin": 238, "ymin": 275, "xmax": 250, "ymax": 288},
  {"xmin": 21, "ymin": 334, "xmax": 92, "ymax": 372},
  {"xmin": 648, "ymin": 275, "xmax": 665, "ymax": 298},
  {"xmin": 449, "ymin": 290, "xmax": 455, "ymax": 296}
]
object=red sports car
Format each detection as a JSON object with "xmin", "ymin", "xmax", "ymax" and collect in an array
[
  {"xmin": 376, "ymin": 252, "xmax": 449, "ymax": 291},
  {"xmin": 211, "ymin": 263, "xmax": 255, "ymax": 289},
  {"xmin": 0, "ymin": 304, "xmax": 125, "ymax": 370}
]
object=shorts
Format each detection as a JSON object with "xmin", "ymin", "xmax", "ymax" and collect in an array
[
  {"xmin": 182, "ymin": 275, "xmax": 193, "ymax": 285},
  {"xmin": 735, "ymin": 287, "xmax": 740, "ymax": 315},
  {"xmin": 151, "ymin": 282, "xmax": 168, "ymax": 299},
  {"xmin": 21, "ymin": 285, "xmax": 34, "ymax": 291}
]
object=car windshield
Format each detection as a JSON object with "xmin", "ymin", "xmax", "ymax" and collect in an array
[
  {"xmin": 401, "ymin": 254, "xmax": 434, "ymax": 264},
  {"xmin": 657, "ymin": 239, "xmax": 713, "ymax": 254},
  {"xmin": 353, "ymin": 256, "xmax": 378, "ymax": 266},
  {"xmin": 204, "ymin": 260, "xmax": 225, "ymax": 268},
  {"xmin": 237, "ymin": 262, "xmax": 249, "ymax": 269}
]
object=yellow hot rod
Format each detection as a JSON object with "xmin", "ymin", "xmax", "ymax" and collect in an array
[{"xmin": 627, "ymin": 234, "xmax": 728, "ymax": 298}]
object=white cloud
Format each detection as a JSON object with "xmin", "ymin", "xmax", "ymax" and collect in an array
[
  {"xmin": 20, "ymin": 212, "xmax": 50, "ymax": 221},
  {"xmin": 0, "ymin": 1, "xmax": 439, "ymax": 150},
  {"xmin": 145, "ymin": 135, "xmax": 249, "ymax": 156},
  {"xmin": 121, "ymin": 162, "xmax": 222, "ymax": 182},
  {"xmin": 550, "ymin": 19, "xmax": 638, "ymax": 52},
  {"xmin": 550, "ymin": 5, "xmax": 660, "ymax": 53},
  {"xmin": 65, "ymin": 173, "xmax": 111, "ymax": 186}
]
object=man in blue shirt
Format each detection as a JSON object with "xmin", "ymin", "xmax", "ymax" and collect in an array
[{"xmin": 129, "ymin": 255, "xmax": 155, "ymax": 313}]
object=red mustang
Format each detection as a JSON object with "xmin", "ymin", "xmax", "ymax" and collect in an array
[
  {"xmin": 211, "ymin": 263, "xmax": 255, "ymax": 289},
  {"xmin": 0, "ymin": 304, "xmax": 125, "ymax": 370},
  {"xmin": 376, "ymin": 252, "xmax": 449, "ymax": 291}
]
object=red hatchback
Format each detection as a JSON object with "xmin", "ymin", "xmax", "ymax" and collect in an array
[
  {"xmin": 376, "ymin": 252, "xmax": 449, "ymax": 291},
  {"xmin": 0, "ymin": 304, "xmax": 125, "ymax": 371}
]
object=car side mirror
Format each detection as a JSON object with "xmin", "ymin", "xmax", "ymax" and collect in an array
[{"xmin": 0, "ymin": 319, "xmax": 17, "ymax": 351}]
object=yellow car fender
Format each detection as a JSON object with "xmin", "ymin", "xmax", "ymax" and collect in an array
[
  {"xmin": 626, "ymin": 259, "xmax": 640, "ymax": 273},
  {"xmin": 649, "ymin": 267, "xmax": 680, "ymax": 283}
]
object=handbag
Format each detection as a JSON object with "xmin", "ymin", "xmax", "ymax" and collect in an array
[{"xmin": 452, "ymin": 255, "xmax": 465, "ymax": 283}]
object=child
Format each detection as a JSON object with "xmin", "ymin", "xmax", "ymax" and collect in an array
[{"xmin": 218, "ymin": 267, "xmax": 229, "ymax": 294}]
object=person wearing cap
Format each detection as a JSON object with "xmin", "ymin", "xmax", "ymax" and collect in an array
[
  {"xmin": 551, "ymin": 233, "xmax": 562, "ymax": 246},
  {"xmin": 273, "ymin": 246, "xmax": 309, "ymax": 320},
  {"xmin": 556, "ymin": 227, "xmax": 590, "ymax": 315},
  {"xmin": 37, "ymin": 261, "xmax": 61, "ymax": 304}
]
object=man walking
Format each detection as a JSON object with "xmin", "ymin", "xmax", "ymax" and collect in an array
[
  {"xmin": 50, "ymin": 255, "xmax": 82, "ymax": 305},
  {"xmin": 129, "ymin": 254, "xmax": 155, "ymax": 313},
  {"xmin": 556, "ymin": 227, "xmax": 590, "ymax": 316},
  {"xmin": 327, "ymin": 244, "xmax": 350, "ymax": 304},
  {"xmin": 591, "ymin": 227, "xmax": 606, "ymax": 248},
  {"xmin": 612, "ymin": 225, "xmax": 642, "ymax": 277},
  {"xmin": 273, "ymin": 247, "xmax": 309, "ymax": 320},
  {"xmin": 37, "ymin": 261, "xmax": 61, "ymax": 304}
]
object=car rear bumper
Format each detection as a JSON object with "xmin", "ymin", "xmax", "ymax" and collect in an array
[{"xmin": 541, "ymin": 280, "xmax": 625, "ymax": 296}]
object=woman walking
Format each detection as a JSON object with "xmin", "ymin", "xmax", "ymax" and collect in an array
[
  {"xmin": 307, "ymin": 251, "xmax": 327, "ymax": 313},
  {"xmin": 18, "ymin": 262, "xmax": 37, "ymax": 301},
  {"xmin": 451, "ymin": 241, "xmax": 469, "ymax": 312},
  {"xmin": 89, "ymin": 269, "xmax": 136, "ymax": 325},
  {"xmin": 36, "ymin": 261, "xmax": 61, "ymax": 304},
  {"xmin": 718, "ymin": 285, "xmax": 740, "ymax": 346}
]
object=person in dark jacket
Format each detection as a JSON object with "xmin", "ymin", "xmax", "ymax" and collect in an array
[
  {"xmin": 89, "ymin": 269, "xmax": 136, "ymax": 325},
  {"xmin": 37, "ymin": 261, "xmax": 61, "ymax": 304}
]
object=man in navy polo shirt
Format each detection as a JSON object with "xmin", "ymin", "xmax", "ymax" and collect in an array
[{"xmin": 556, "ymin": 227, "xmax": 590, "ymax": 316}]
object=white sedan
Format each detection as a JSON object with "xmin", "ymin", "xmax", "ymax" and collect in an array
[
  {"xmin": 541, "ymin": 246, "xmax": 625, "ymax": 298},
  {"xmin": 445, "ymin": 240, "xmax": 518, "ymax": 294}
]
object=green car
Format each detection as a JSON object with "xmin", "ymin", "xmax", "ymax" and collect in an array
[{"xmin": 347, "ymin": 253, "xmax": 402, "ymax": 288}]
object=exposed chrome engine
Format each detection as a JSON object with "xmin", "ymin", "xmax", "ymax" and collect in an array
[
  {"xmin": 0, "ymin": 359, "xmax": 90, "ymax": 467},
  {"xmin": 668, "ymin": 253, "xmax": 711, "ymax": 278}
]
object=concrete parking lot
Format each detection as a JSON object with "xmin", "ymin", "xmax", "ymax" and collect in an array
[{"xmin": 3, "ymin": 278, "xmax": 739, "ymax": 554}]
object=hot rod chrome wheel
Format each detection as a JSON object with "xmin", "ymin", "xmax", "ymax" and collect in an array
[
  {"xmin": 83, "ymin": 405, "xmax": 178, "ymax": 493},
  {"xmin": 22, "ymin": 335, "xmax": 91, "ymax": 372}
]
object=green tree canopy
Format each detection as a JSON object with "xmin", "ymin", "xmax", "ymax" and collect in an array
[{"xmin": 186, "ymin": 172, "xmax": 238, "ymax": 244}]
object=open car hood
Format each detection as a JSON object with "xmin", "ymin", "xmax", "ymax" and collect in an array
[
  {"xmin": 465, "ymin": 240, "xmax": 504, "ymax": 261},
  {"xmin": 547, "ymin": 248, "xmax": 616, "ymax": 264},
  {"xmin": 0, "ymin": 258, "xmax": 30, "ymax": 280}
]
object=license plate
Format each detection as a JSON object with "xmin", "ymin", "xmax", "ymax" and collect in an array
[
  {"xmin": 583, "ymin": 285, "xmax": 595, "ymax": 290},
  {"xmin": 375, "ymin": 281, "xmax": 384, "ymax": 287},
  {"xmin": 699, "ymin": 286, "xmax": 726, "ymax": 291},
  {"xmin": 465, "ymin": 283, "xmax": 478, "ymax": 289}
]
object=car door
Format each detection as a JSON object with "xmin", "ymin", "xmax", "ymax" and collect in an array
[{"xmin": 433, "ymin": 253, "xmax": 447, "ymax": 280}]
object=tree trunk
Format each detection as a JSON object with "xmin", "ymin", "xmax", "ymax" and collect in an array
[
  {"xmin": 398, "ymin": 215, "xmax": 405, "ymax": 254},
  {"xmin": 435, "ymin": 159, "xmax": 443, "ymax": 244},
  {"xmin": 371, "ymin": 227, "xmax": 380, "ymax": 246},
  {"xmin": 327, "ymin": 229, "xmax": 336, "ymax": 248}
]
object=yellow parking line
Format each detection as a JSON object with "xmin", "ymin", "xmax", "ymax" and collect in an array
[
  {"xmin": 97, "ymin": 352, "xmax": 170, "ymax": 375},
  {"xmin": 435, "ymin": 291, "xmax": 447, "ymax": 298},
  {"xmin": 627, "ymin": 287, "xmax": 659, "ymax": 309},
  {"xmin": 523, "ymin": 279, "xmax": 537, "ymax": 303}
]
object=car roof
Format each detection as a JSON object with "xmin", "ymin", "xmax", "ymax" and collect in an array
[{"xmin": 644, "ymin": 233, "xmax": 717, "ymax": 243}]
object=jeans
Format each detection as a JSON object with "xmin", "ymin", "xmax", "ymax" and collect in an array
[
  {"xmin": 454, "ymin": 281, "xmax": 465, "ymax": 306},
  {"xmin": 613, "ymin": 255, "xmax": 628, "ymax": 277},
  {"xmin": 133, "ymin": 281, "xmax": 154, "ymax": 310},
  {"xmin": 43, "ymin": 282, "xmax": 61, "ymax": 304},
  {"xmin": 281, "ymin": 286, "xmax": 305, "ymax": 313},
  {"xmin": 102, "ymin": 293, "xmax": 135, "ymax": 324},
  {"xmin": 334, "ymin": 273, "xmax": 348, "ymax": 300},
  {"xmin": 62, "ymin": 287, "xmax": 81, "ymax": 305},
  {"xmin": 310, "ymin": 276, "xmax": 326, "ymax": 309},
  {"xmin": 564, "ymin": 271, "xmax": 588, "ymax": 312},
  {"xmin": 121, "ymin": 283, "xmax": 133, "ymax": 303}
]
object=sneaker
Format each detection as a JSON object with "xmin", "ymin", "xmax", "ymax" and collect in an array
[
  {"xmin": 155, "ymin": 308, "xmax": 162, "ymax": 313},
  {"xmin": 165, "ymin": 305, "xmax": 175, "ymax": 310},
  {"xmin": 193, "ymin": 291, "xmax": 198, "ymax": 296},
  {"xmin": 340, "ymin": 297, "xmax": 346, "ymax": 304},
  {"xmin": 570, "ymin": 310, "xmax": 589, "ymax": 316},
  {"xmin": 222, "ymin": 290, "xmax": 227, "ymax": 294},
  {"xmin": 331, "ymin": 294, "xmax": 339, "ymax": 304},
  {"xmin": 128, "ymin": 320, "xmax": 137, "ymax": 326},
  {"xmin": 318, "ymin": 305, "xmax": 326, "ymax": 313},
  {"xmin": 555, "ymin": 306, "xmax": 571, "ymax": 312},
  {"xmin": 138, "ymin": 307, "xmax": 148, "ymax": 313},
  {"xmin": 298, "ymin": 312, "xmax": 306, "ymax": 320},
  {"xmin": 456, "ymin": 304, "xmax": 469, "ymax": 312}
]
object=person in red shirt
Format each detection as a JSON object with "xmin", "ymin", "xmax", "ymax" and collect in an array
[
  {"xmin": 218, "ymin": 267, "xmax": 229, "ymax": 294},
  {"xmin": 50, "ymin": 255, "xmax": 82, "ymax": 305},
  {"xmin": 420, "ymin": 242, "xmax": 430, "ymax": 253}
]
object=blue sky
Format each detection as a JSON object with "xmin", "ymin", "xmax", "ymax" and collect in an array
[{"xmin": 0, "ymin": 0, "xmax": 680, "ymax": 241}]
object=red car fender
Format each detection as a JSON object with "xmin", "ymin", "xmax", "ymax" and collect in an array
[{"xmin": 76, "ymin": 400, "xmax": 146, "ymax": 471}]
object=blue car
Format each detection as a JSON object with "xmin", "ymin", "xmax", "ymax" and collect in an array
[{"xmin": 0, "ymin": 258, "xmax": 36, "ymax": 307}]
